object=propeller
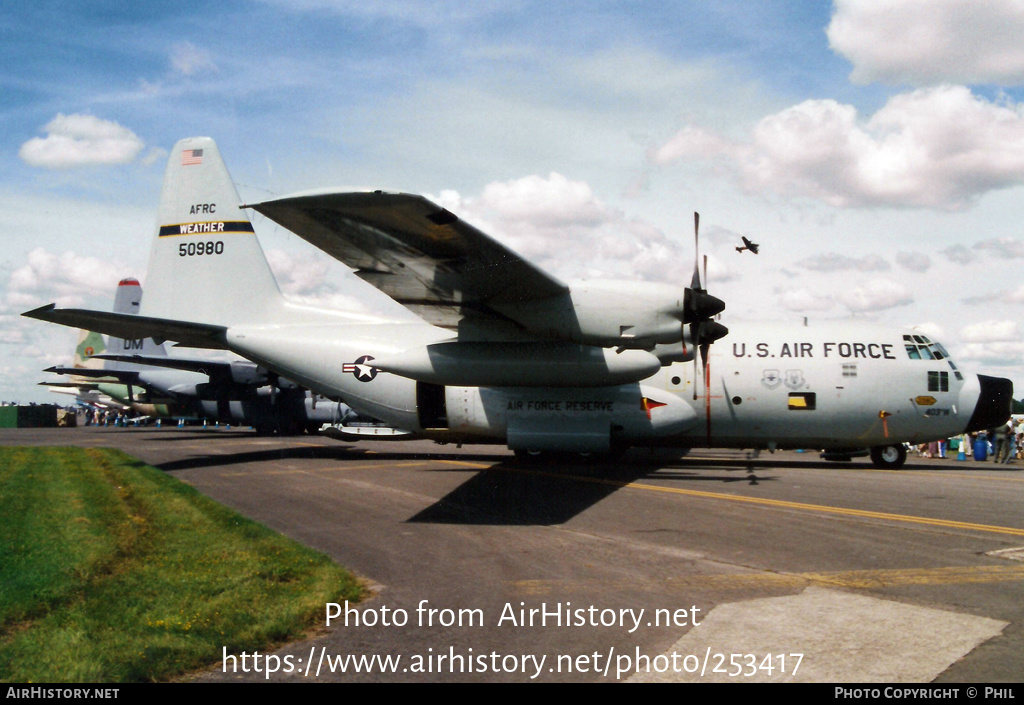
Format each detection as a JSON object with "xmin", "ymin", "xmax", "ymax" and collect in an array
[{"xmin": 685, "ymin": 212, "xmax": 728, "ymax": 401}]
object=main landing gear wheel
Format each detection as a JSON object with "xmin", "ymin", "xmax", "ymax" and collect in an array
[
  {"xmin": 869, "ymin": 444, "xmax": 907, "ymax": 469},
  {"xmin": 513, "ymin": 449, "xmax": 548, "ymax": 464}
]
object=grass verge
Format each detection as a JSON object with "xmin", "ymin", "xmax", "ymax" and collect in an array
[{"xmin": 0, "ymin": 446, "xmax": 364, "ymax": 682}]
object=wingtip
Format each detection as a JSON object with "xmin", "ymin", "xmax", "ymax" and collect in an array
[{"xmin": 22, "ymin": 303, "xmax": 57, "ymax": 319}]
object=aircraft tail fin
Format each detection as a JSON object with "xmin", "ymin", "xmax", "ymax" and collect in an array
[
  {"xmin": 72, "ymin": 329, "xmax": 106, "ymax": 369},
  {"xmin": 104, "ymin": 277, "xmax": 168, "ymax": 370},
  {"xmin": 141, "ymin": 137, "xmax": 283, "ymax": 326}
]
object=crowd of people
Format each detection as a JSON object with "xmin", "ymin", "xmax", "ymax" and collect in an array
[
  {"xmin": 81, "ymin": 408, "xmax": 137, "ymax": 427},
  {"xmin": 916, "ymin": 420, "xmax": 1023, "ymax": 463}
]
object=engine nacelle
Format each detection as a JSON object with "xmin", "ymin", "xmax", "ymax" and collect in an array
[{"xmin": 229, "ymin": 361, "xmax": 268, "ymax": 386}]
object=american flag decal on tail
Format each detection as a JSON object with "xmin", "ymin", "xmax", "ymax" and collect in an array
[{"xmin": 181, "ymin": 149, "xmax": 203, "ymax": 166}]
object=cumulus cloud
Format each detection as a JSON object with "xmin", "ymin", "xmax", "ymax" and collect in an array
[
  {"xmin": 6, "ymin": 248, "xmax": 125, "ymax": 309},
  {"xmin": 838, "ymin": 278, "xmax": 913, "ymax": 313},
  {"xmin": 896, "ymin": 251, "xmax": 932, "ymax": 272},
  {"xmin": 651, "ymin": 86, "xmax": 1024, "ymax": 209},
  {"xmin": 649, "ymin": 126, "xmax": 730, "ymax": 165},
  {"xmin": 435, "ymin": 173, "xmax": 691, "ymax": 284},
  {"xmin": 797, "ymin": 252, "xmax": 890, "ymax": 272},
  {"xmin": 1005, "ymin": 283, "xmax": 1024, "ymax": 303},
  {"xmin": 170, "ymin": 41, "xmax": 218, "ymax": 77},
  {"xmin": 265, "ymin": 249, "xmax": 331, "ymax": 297},
  {"xmin": 777, "ymin": 287, "xmax": 835, "ymax": 312},
  {"xmin": 477, "ymin": 172, "xmax": 614, "ymax": 227},
  {"xmin": 960, "ymin": 319, "xmax": 1020, "ymax": 343},
  {"xmin": 265, "ymin": 248, "xmax": 375, "ymax": 314},
  {"xmin": 940, "ymin": 244, "xmax": 977, "ymax": 264},
  {"xmin": 908, "ymin": 322, "xmax": 947, "ymax": 341},
  {"xmin": 972, "ymin": 237, "xmax": 1024, "ymax": 258},
  {"xmin": 19, "ymin": 114, "xmax": 145, "ymax": 169},
  {"xmin": 957, "ymin": 324, "xmax": 1024, "ymax": 366},
  {"xmin": 958, "ymin": 341, "xmax": 1024, "ymax": 367},
  {"xmin": 827, "ymin": 0, "xmax": 1024, "ymax": 85}
]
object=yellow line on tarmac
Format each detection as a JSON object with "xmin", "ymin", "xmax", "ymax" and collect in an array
[
  {"xmin": 511, "ymin": 564, "xmax": 1024, "ymax": 595},
  {"xmin": 888, "ymin": 468, "xmax": 1024, "ymax": 482},
  {"xmin": 222, "ymin": 461, "xmax": 431, "ymax": 476},
  {"xmin": 438, "ymin": 459, "xmax": 497, "ymax": 469},
  {"xmin": 503, "ymin": 466, "xmax": 1024, "ymax": 538}
]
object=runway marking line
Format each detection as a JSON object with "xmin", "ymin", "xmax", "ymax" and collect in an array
[
  {"xmin": 880, "ymin": 468, "xmax": 1024, "ymax": 482},
  {"xmin": 511, "ymin": 564, "xmax": 1024, "ymax": 595},
  {"xmin": 501, "ymin": 466, "xmax": 1024, "ymax": 538},
  {"xmin": 220, "ymin": 461, "xmax": 432, "ymax": 477}
]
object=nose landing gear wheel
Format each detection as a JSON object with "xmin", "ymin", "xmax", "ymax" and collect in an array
[{"xmin": 870, "ymin": 444, "xmax": 907, "ymax": 469}]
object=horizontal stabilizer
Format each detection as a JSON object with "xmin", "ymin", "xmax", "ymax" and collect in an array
[
  {"xmin": 93, "ymin": 354, "xmax": 246, "ymax": 387},
  {"xmin": 24, "ymin": 305, "xmax": 229, "ymax": 349},
  {"xmin": 94, "ymin": 354, "xmax": 230, "ymax": 375},
  {"xmin": 39, "ymin": 380, "xmax": 100, "ymax": 389},
  {"xmin": 44, "ymin": 365, "xmax": 137, "ymax": 383}
]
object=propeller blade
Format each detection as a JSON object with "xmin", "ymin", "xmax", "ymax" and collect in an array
[
  {"xmin": 691, "ymin": 212, "xmax": 701, "ymax": 292},
  {"xmin": 693, "ymin": 349, "xmax": 699, "ymax": 401},
  {"xmin": 704, "ymin": 354, "xmax": 712, "ymax": 446}
]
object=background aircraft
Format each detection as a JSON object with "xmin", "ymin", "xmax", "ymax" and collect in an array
[
  {"xmin": 44, "ymin": 277, "xmax": 355, "ymax": 434},
  {"xmin": 25, "ymin": 138, "xmax": 1013, "ymax": 467},
  {"xmin": 41, "ymin": 282, "xmax": 180, "ymax": 419},
  {"xmin": 736, "ymin": 236, "xmax": 759, "ymax": 254}
]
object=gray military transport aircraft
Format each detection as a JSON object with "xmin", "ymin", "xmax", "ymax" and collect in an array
[{"xmin": 25, "ymin": 138, "xmax": 1013, "ymax": 468}]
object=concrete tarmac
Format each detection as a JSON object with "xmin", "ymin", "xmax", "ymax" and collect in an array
[{"xmin": 5, "ymin": 426, "xmax": 1024, "ymax": 683}]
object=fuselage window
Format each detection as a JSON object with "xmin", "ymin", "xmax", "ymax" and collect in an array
[{"xmin": 927, "ymin": 370, "xmax": 949, "ymax": 393}]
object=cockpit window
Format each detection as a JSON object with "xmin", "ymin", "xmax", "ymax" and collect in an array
[
  {"xmin": 948, "ymin": 359, "xmax": 964, "ymax": 381},
  {"xmin": 903, "ymin": 334, "xmax": 947, "ymax": 361}
]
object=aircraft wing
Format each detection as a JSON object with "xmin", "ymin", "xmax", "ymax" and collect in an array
[
  {"xmin": 248, "ymin": 190, "xmax": 569, "ymax": 328},
  {"xmin": 23, "ymin": 306, "xmax": 229, "ymax": 349}
]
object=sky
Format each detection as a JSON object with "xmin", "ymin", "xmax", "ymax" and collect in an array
[{"xmin": 5, "ymin": 0, "xmax": 1024, "ymax": 403}]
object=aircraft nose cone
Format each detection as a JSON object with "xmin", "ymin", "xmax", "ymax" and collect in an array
[{"xmin": 964, "ymin": 374, "xmax": 1014, "ymax": 433}]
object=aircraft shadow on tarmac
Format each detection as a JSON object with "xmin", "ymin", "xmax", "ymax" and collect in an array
[
  {"xmin": 409, "ymin": 459, "xmax": 654, "ymax": 526},
  {"xmin": 408, "ymin": 452, "xmax": 777, "ymax": 526},
  {"xmin": 152, "ymin": 442, "xmax": 512, "ymax": 473},
  {"xmin": 155, "ymin": 445, "xmax": 352, "ymax": 471},
  {"xmin": 150, "ymin": 441, "xmax": 773, "ymax": 525},
  {"xmin": 147, "ymin": 437, "xmax": 1018, "ymax": 526}
]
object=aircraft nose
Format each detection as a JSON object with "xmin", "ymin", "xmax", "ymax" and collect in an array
[{"xmin": 964, "ymin": 374, "xmax": 1014, "ymax": 433}]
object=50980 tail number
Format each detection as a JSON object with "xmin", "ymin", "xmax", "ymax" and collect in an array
[{"xmin": 179, "ymin": 240, "xmax": 224, "ymax": 257}]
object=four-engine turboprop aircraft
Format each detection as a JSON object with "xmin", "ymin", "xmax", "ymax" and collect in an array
[{"xmin": 24, "ymin": 137, "xmax": 1013, "ymax": 468}]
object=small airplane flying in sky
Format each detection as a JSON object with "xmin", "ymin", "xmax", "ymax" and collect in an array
[
  {"xmin": 25, "ymin": 138, "xmax": 1013, "ymax": 468},
  {"xmin": 736, "ymin": 236, "xmax": 759, "ymax": 254}
]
